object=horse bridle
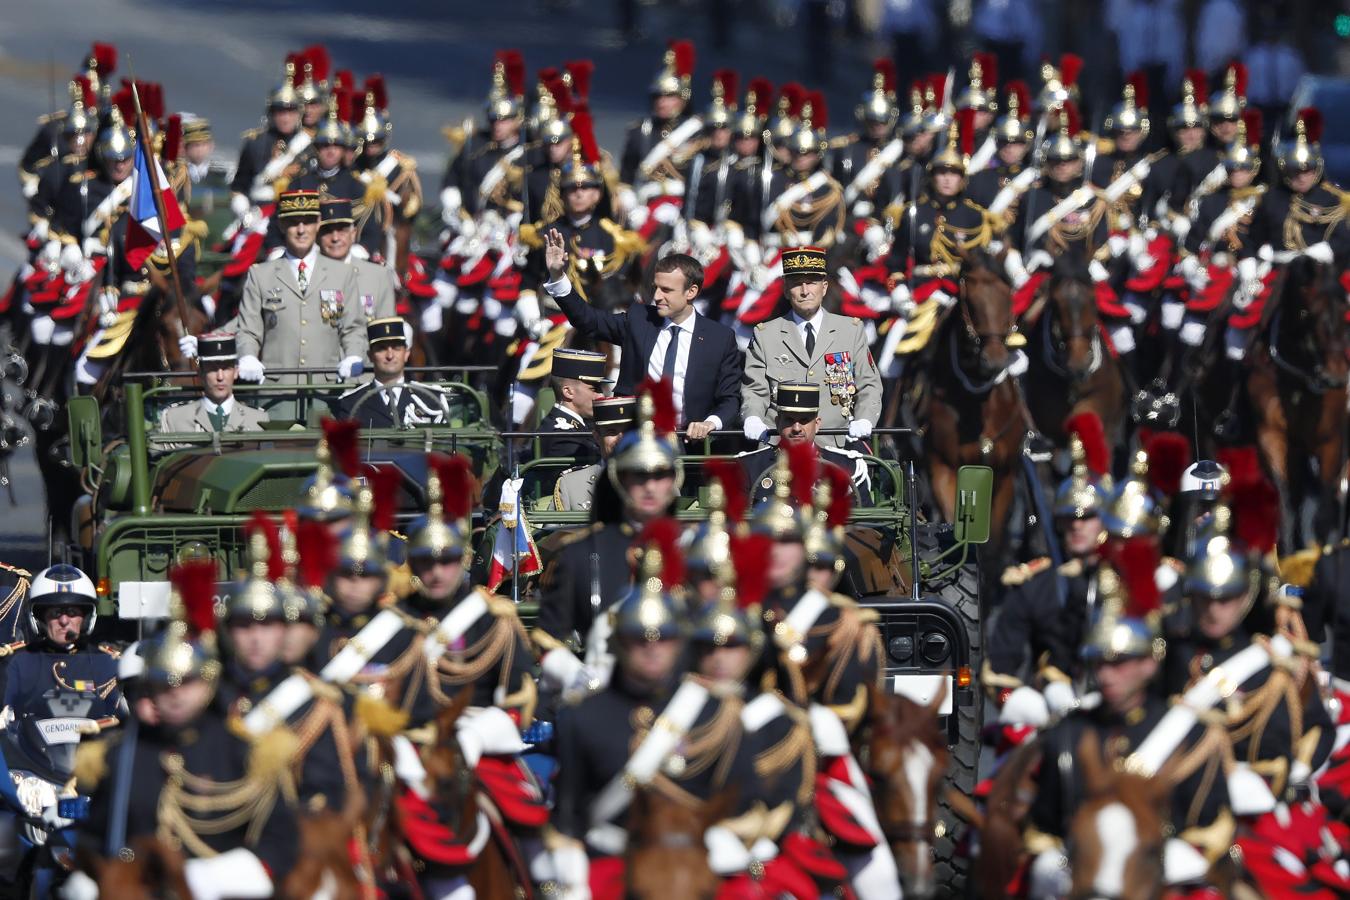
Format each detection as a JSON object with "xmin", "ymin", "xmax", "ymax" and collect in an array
[
  {"xmin": 1040, "ymin": 304, "xmax": 1103, "ymax": 380},
  {"xmin": 1268, "ymin": 305, "xmax": 1349, "ymax": 394}
]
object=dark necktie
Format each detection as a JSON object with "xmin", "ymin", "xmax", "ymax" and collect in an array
[
  {"xmin": 661, "ymin": 324, "xmax": 681, "ymax": 379},
  {"xmin": 208, "ymin": 406, "xmax": 227, "ymax": 432},
  {"xmin": 385, "ymin": 388, "xmax": 400, "ymax": 424},
  {"xmin": 804, "ymin": 322, "xmax": 816, "ymax": 358}
]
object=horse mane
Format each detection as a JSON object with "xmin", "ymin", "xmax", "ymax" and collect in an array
[{"xmin": 1048, "ymin": 251, "xmax": 1092, "ymax": 287}]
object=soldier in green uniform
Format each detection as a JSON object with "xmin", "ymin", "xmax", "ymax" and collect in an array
[
  {"xmin": 155, "ymin": 334, "xmax": 268, "ymax": 446},
  {"xmin": 316, "ymin": 196, "xmax": 394, "ymax": 321},
  {"xmin": 742, "ymin": 247, "xmax": 882, "ymax": 449},
  {"xmin": 553, "ymin": 395, "xmax": 634, "ymax": 513},
  {"xmin": 739, "ymin": 382, "xmax": 871, "ymax": 505}
]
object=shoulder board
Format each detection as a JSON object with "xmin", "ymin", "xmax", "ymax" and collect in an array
[
  {"xmin": 558, "ymin": 464, "xmax": 591, "ymax": 477},
  {"xmin": 0, "ymin": 562, "xmax": 32, "ymax": 579},
  {"xmin": 97, "ymin": 642, "xmax": 122, "ymax": 659},
  {"xmin": 241, "ymin": 126, "xmax": 264, "ymax": 140},
  {"xmin": 1001, "ymin": 557, "xmax": 1052, "ymax": 586},
  {"xmin": 556, "ymin": 522, "xmax": 603, "ymax": 548},
  {"xmin": 0, "ymin": 641, "xmax": 26, "ymax": 658}
]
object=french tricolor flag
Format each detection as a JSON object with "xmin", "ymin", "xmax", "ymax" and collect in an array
[
  {"xmin": 123, "ymin": 140, "xmax": 185, "ymax": 271},
  {"xmin": 486, "ymin": 477, "xmax": 542, "ymax": 592}
]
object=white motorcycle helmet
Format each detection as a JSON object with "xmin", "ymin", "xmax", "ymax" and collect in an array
[{"xmin": 27, "ymin": 564, "xmax": 98, "ymax": 642}]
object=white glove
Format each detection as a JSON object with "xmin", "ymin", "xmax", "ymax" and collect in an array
[
  {"xmin": 1107, "ymin": 234, "xmax": 1129, "ymax": 257},
  {"xmin": 529, "ymin": 317, "xmax": 554, "ymax": 340},
  {"xmin": 57, "ymin": 871, "xmax": 99, "ymax": 900},
  {"xmin": 80, "ymin": 237, "xmax": 105, "ymax": 258},
  {"xmin": 1042, "ymin": 680, "xmax": 1077, "ymax": 716},
  {"xmin": 848, "ymin": 419, "xmax": 873, "ymax": 440},
  {"xmin": 1131, "ymin": 252, "xmax": 1156, "ymax": 273},
  {"xmin": 515, "ymin": 291, "xmax": 542, "ymax": 331},
  {"xmin": 420, "ymin": 301, "xmax": 445, "ymax": 334},
  {"xmin": 1026, "ymin": 249, "xmax": 1054, "ymax": 273},
  {"xmin": 455, "ymin": 706, "xmax": 527, "ymax": 768},
  {"xmin": 199, "ymin": 293, "xmax": 217, "ymax": 321},
  {"xmin": 743, "ymin": 416, "xmax": 770, "ymax": 443},
  {"xmin": 229, "ymin": 192, "xmax": 251, "ymax": 220},
  {"xmin": 337, "ymin": 356, "xmax": 364, "ymax": 379},
  {"xmin": 1005, "ymin": 248, "xmax": 1031, "ymax": 289},
  {"xmin": 30, "ymin": 315, "xmax": 55, "ymax": 346},
  {"xmin": 1127, "ymin": 230, "xmax": 1148, "ymax": 261},
  {"xmin": 97, "ymin": 289, "xmax": 119, "ymax": 328},
  {"xmin": 852, "ymin": 200, "xmax": 875, "ymax": 219},
  {"xmin": 890, "ymin": 281, "xmax": 915, "ymax": 316},
  {"xmin": 14, "ymin": 776, "xmax": 55, "ymax": 818},
  {"xmin": 29, "ymin": 218, "xmax": 49, "ymax": 243},
  {"xmin": 862, "ymin": 224, "xmax": 888, "ymax": 262},
  {"xmin": 1087, "ymin": 259, "xmax": 1110, "ymax": 283},
  {"xmin": 237, "ymin": 355, "xmax": 265, "ymax": 382},
  {"xmin": 40, "ymin": 800, "xmax": 74, "ymax": 831},
  {"xmin": 184, "ymin": 848, "xmax": 273, "ymax": 900},
  {"xmin": 439, "ymin": 186, "xmax": 463, "ymax": 227},
  {"xmin": 551, "ymin": 842, "xmax": 591, "ymax": 896},
  {"xmin": 1305, "ymin": 241, "xmax": 1335, "ymax": 264},
  {"xmin": 177, "ymin": 334, "xmax": 198, "ymax": 359},
  {"xmin": 652, "ymin": 201, "xmax": 681, "ymax": 226}
]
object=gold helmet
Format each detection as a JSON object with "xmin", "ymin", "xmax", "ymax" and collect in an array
[
  {"xmin": 691, "ymin": 532, "xmax": 771, "ymax": 652},
  {"xmin": 96, "ymin": 105, "xmax": 134, "ymax": 163},
  {"xmin": 993, "ymin": 80, "xmax": 1033, "ymax": 145},
  {"xmin": 650, "ymin": 39, "xmax": 695, "ymax": 100},
  {"xmin": 954, "ymin": 53, "xmax": 998, "ymax": 114},
  {"xmin": 1225, "ymin": 110, "xmax": 1263, "ymax": 173},
  {"xmin": 1101, "ymin": 449, "xmax": 1167, "ymax": 539},
  {"xmin": 1054, "ymin": 414, "xmax": 1112, "ymax": 519},
  {"xmin": 787, "ymin": 90, "xmax": 829, "ymax": 156},
  {"xmin": 1208, "ymin": 62, "xmax": 1247, "ymax": 123},
  {"xmin": 408, "ymin": 454, "xmax": 475, "ymax": 563},
  {"xmin": 686, "ymin": 459, "xmax": 747, "ymax": 578},
  {"xmin": 734, "ymin": 77, "xmax": 773, "ymax": 140},
  {"xmin": 1278, "ymin": 107, "xmax": 1324, "ymax": 181},
  {"xmin": 1081, "ymin": 537, "xmax": 1165, "ymax": 663},
  {"xmin": 1041, "ymin": 101, "xmax": 1084, "ymax": 164},
  {"xmin": 751, "ymin": 438, "xmax": 817, "ymax": 542},
  {"xmin": 857, "ymin": 59, "xmax": 899, "ymax": 126},
  {"xmin": 804, "ymin": 462, "xmax": 852, "ymax": 574},
  {"xmin": 919, "ymin": 75, "xmax": 950, "ymax": 134},
  {"xmin": 223, "ymin": 513, "xmax": 299, "ymax": 623},
  {"xmin": 486, "ymin": 50, "xmax": 526, "ymax": 122},
  {"xmin": 355, "ymin": 75, "xmax": 391, "ymax": 143},
  {"xmin": 64, "ymin": 78, "xmax": 98, "ymax": 136},
  {"xmin": 269, "ymin": 59, "xmax": 302, "ymax": 110},
  {"xmin": 140, "ymin": 561, "xmax": 223, "ymax": 690},
  {"xmin": 298, "ymin": 419, "xmax": 359, "ymax": 522},
  {"xmin": 292, "ymin": 45, "xmax": 331, "ymax": 106},
  {"xmin": 1169, "ymin": 69, "xmax": 1209, "ymax": 132},
  {"xmin": 613, "ymin": 519, "xmax": 689, "ymax": 643},
  {"xmin": 705, "ymin": 69, "xmax": 738, "ymax": 130},
  {"xmin": 929, "ymin": 108, "xmax": 975, "ymax": 175},
  {"xmin": 770, "ymin": 82, "xmax": 806, "ymax": 145},
  {"xmin": 314, "ymin": 94, "xmax": 349, "ymax": 147},
  {"xmin": 1037, "ymin": 53, "xmax": 1082, "ymax": 112},
  {"xmin": 1105, "ymin": 72, "xmax": 1150, "ymax": 136},
  {"xmin": 336, "ymin": 465, "xmax": 399, "ymax": 576},
  {"xmin": 559, "ymin": 107, "xmax": 603, "ymax": 190},
  {"xmin": 608, "ymin": 377, "xmax": 683, "ymax": 495}
]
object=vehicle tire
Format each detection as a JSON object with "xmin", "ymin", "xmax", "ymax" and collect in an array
[{"xmin": 915, "ymin": 522, "xmax": 982, "ymax": 898}]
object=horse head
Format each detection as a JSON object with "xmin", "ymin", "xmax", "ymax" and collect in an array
[
  {"xmin": 422, "ymin": 683, "xmax": 478, "ymax": 836},
  {"xmin": 1278, "ymin": 255, "xmax": 1350, "ymax": 391},
  {"xmin": 1068, "ymin": 729, "xmax": 1169, "ymax": 900},
  {"xmin": 626, "ymin": 781, "xmax": 737, "ymax": 900},
  {"xmin": 1046, "ymin": 254, "xmax": 1103, "ymax": 381},
  {"xmin": 864, "ymin": 682, "xmax": 949, "ymax": 898},
  {"xmin": 958, "ymin": 247, "xmax": 1020, "ymax": 377}
]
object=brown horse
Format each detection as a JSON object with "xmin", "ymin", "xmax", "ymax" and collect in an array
[
  {"xmin": 87, "ymin": 835, "xmax": 193, "ymax": 899},
  {"xmin": 626, "ymin": 782, "xmax": 738, "ymax": 900},
  {"xmin": 1247, "ymin": 256, "xmax": 1349, "ymax": 551},
  {"xmin": 973, "ymin": 738, "xmax": 1045, "ymax": 898},
  {"xmin": 925, "ymin": 249, "xmax": 1030, "ymax": 569},
  {"xmin": 1067, "ymin": 730, "xmax": 1171, "ymax": 900},
  {"xmin": 1022, "ymin": 256, "xmax": 1126, "ymax": 456},
  {"xmin": 863, "ymin": 683, "xmax": 950, "ymax": 898}
]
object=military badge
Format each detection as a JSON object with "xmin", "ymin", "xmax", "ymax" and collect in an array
[
  {"xmin": 361, "ymin": 294, "xmax": 375, "ymax": 316},
  {"xmin": 553, "ymin": 417, "xmax": 577, "ymax": 430},
  {"xmin": 775, "ymin": 354, "xmax": 793, "ymax": 367},
  {"xmin": 319, "ymin": 289, "xmax": 345, "ymax": 325},
  {"xmin": 824, "ymin": 351, "xmax": 857, "ymax": 417}
]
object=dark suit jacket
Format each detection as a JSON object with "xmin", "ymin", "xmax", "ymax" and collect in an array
[
  {"xmin": 333, "ymin": 382, "xmax": 411, "ymax": 428},
  {"xmin": 552, "ymin": 284, "xmax": 743, "ymax": 427}
]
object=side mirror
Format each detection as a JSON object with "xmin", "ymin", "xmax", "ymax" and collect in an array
[
  {"xmin": 954, "ymin": 465, "xmax": 993, "ymax": 545},
  {"xmin": 67, "ymin": 396, "xmax": 102, "ymax": 470}
]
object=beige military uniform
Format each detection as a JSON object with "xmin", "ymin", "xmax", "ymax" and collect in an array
[
  {"xmin": 235, "ymin": 253, "xmax": 366, "ymax": 382},
  {"xmin": 742, "ymin": 311, "xmax": 882, "ymax": 448},
  {"xmin": 154, "ymin": 398, "xmax": 269, "ymax": 450},
  {"xmin": 348, "ymin": 256, "xmax": 397, "ymax": 321},
  {"xmin": 552, "ymin": 463, "xmax": 602, "ymax": 512}
]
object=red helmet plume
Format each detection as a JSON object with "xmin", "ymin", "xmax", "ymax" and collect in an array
[
  {"xmin": 1242, "ymin": 109, "xmax": 1262, "ymax": 142},
  {"xmin": 301, "ymin": 44, "xmax": 331, "ymax": 85},
  {"xmin": 335, "ymin": 86, "xmax": 355, "ymax": 123},
  {"xmin": 704, "ymin": 459, "xmax": 749, "ymax": 523},
  {"xmin": 364, "ymin": 463, "xmax": 402, "ymax": 533},
  {"xmin": 171, "ymin": 560, "xmax": 218, "ymax": 639},
  {"xmin": 1126, "ymin": 71, "xmax": 1149, "ymax": 109},
  {"xmin": 746, "ymin": 77, "xmax": 774, "ymax": 109},
  {"xmin": 571, "ymin": 105, "xmax": 600, "ymax": 165},
  {"xmin": 1005, "ymin": 80, "xmax": 1031, "ymax": 114},
  {"xmin": 1215, "ymin": 446, "xmax": 1260, "ymax": 486},
  {"xmin": 564, "ymin": 59, "xmax": 593, "ymax": 102},
  {"xmin": 163, "ymin": 114, "xmax": 182, "ymax": 162},
  {"xmin": 669, "ymin": 39, "xmax": 696, "ymax": 79},
  {"xmin": 1059, "ymin": 53, "xmax": 1083, "ymax": 88},
  {"xmin": 1298, "ymin": 107, "xmax": 1324, "ymax": 144},
  {"xmin": 1227, "ymin": 61, "xmax": 1247, "ymax": 100},
  {"xmin": 730, "ymin": 533, "xmax": 773, "ymax": 609},
  {"xmin": 806, "ymin": 90, "xmax": 828, "ymax": 129},
  {"xmin": 713, "ymin": 69, "xmax": 739, "ymax": 106},
  {"xmin": 1230, "ymin": 476, "xmax": 1279, "ymax": 556},
  {"xmin": 296, "ymin": 519, "xmax": 338, "ymax": 590},
  {"xmin": 1186, "ymin": 68, "xmax": 1209, "ymax": 104},
  {"xmin": 1064, "ymin": 412, "xmax": 1109, "ymax": 477},
  {"xmin": 321, "ymin": 418, "xmax": 361, "ymax": 478},
  {"xmin": 636, "ymin": 518, "xmax": 686, "ymax": 589},
  {"xmin": 957, "ymin": 107, "xmax": 977, "ymax": 157},
  {"xmin": 1110, "ymin": 534, "xmax": 1162, "ymax": 618},
  {"xmin": 821, "ymin": 462, "xmax": 853, "ymax": 528},
  {"xmin": 974, "ymin": 51, "xmax": 998, "ymax": 89},
  {"xmin": 873, "ymin": 59, "xmax": 897, "ymax": 94},
  {"xmin": 244, "ymin": 511, "xmax": 284, "ymax": 581},
  {"xmin": 636, "ymin": 377, "xmax": 678, "ymax": 435},
  {"xmin": 363, "ymin": 74, "xmax": 388, "ymax": 111},
  {"xmin": 780, "ymin": 82, "xmax": 806, "ymax": 116},
  {"xmin": 1143, "ymin": 432, "xmax": 1191, "ymax": 498},
  {"xmin": 427, "ymin": 453, "xmax": 475, "ymax": 522},
  {"xmin": 91, "ymin": 42, "xmax": 117, "ymax": 75},
  {"xmin": 784, "ymin": 438, "xmax": 818, "ymax": 508},
  {"xmin": 926, "ymin": 73, "xmax": 946, "ymax": 108},
  {"xmin": 73, "ymin": 75, "xmax": 96, "ymax": 109},
  {"xmin": 334, "ymin": 69, "xmax": 355, "ymax": 93}
]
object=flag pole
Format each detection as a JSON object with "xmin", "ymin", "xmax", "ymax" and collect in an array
[{"xmin": 127, "ymin": 73, "xmax": 192, "ymax": 340}]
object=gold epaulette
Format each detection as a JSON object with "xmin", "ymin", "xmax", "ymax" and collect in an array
[
  {"xmin": 597, "ymin": 217, "xmax": 646, "ymax": 257},
  {"xmin": 0, "ymin": 641, "xmax": 26, "ymax": 658},
  {"xmin": 1279, "ymin": 546, "xmax": 1322, "ymax": 589},
  {"xmin": 518, "ymin": 221, "xmax": 544, "ymax": 249},
  {"xmin": 1056, "ymin": 558, "xmax": 1085, "ymax": 578},
  {"xmin": 240, "ymin": 126, "xmax": 263, "ymax": 141},
  {"xmin": 827, "ymin": 135, "xmax": 855, "ymax": 150},
  {"xmin": 1001, "ymin": 557, "xmax": 1051, "ymax": 586},
  {"xmin": 555, "ymin": 522, "xmax": 603, "ymax": 548},
  {"xmin": 483, "ymin": 588, "xmax": 522, "ymax": 620},
  {"xmin": 979, "ymin": 658, "xmax": 1023, "ymax": 699},
  {"xmin": 442, "ymin": 124, "xmax": 467, "ymax": 149},
  {"xmin": 0, "ymin": 561, "xmax": 31, "ymax": 579}
]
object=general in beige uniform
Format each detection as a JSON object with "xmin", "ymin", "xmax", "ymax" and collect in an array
[
  {"xmin": 742, "ymin": 247, "xmax": 882, "ymax": 448},
  {"xmin": 235, "ymin": 189, "xmax": 367, "ymax": 384}
]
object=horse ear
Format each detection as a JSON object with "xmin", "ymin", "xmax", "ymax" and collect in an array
[{"xmin": 1076, "ymin": 729, "xmax": 1109, "ymax": 796}]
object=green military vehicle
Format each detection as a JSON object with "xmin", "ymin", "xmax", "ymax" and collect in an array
[{"xmin": 68, "ymin": 378, "xmax": 993, "ymax": 891}]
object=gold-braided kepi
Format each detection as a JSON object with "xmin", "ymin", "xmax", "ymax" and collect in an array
[{"xmin": 781, "ymin": 247, "xmax": 828, "ymax": 278}]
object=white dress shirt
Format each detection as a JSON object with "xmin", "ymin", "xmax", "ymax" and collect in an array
[
  {"xmin": 791, "ymin": 308, "xmax": 826, "ymax": 357},
  {"xmin": 200, "ymin": 396, "xmax": 235, "ymax": 419},
  {"xmin": 284, "ymin": 246, "xmax": 318, "ymax": 291},
  {"xmin": 646, "ymin": 313, "xmax": 721, "ymax": 429}
]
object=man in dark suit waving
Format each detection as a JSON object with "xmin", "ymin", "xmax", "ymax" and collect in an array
[{"xmin": 542, "ymin": 229, "xmax": 742, "ymax": 440}]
